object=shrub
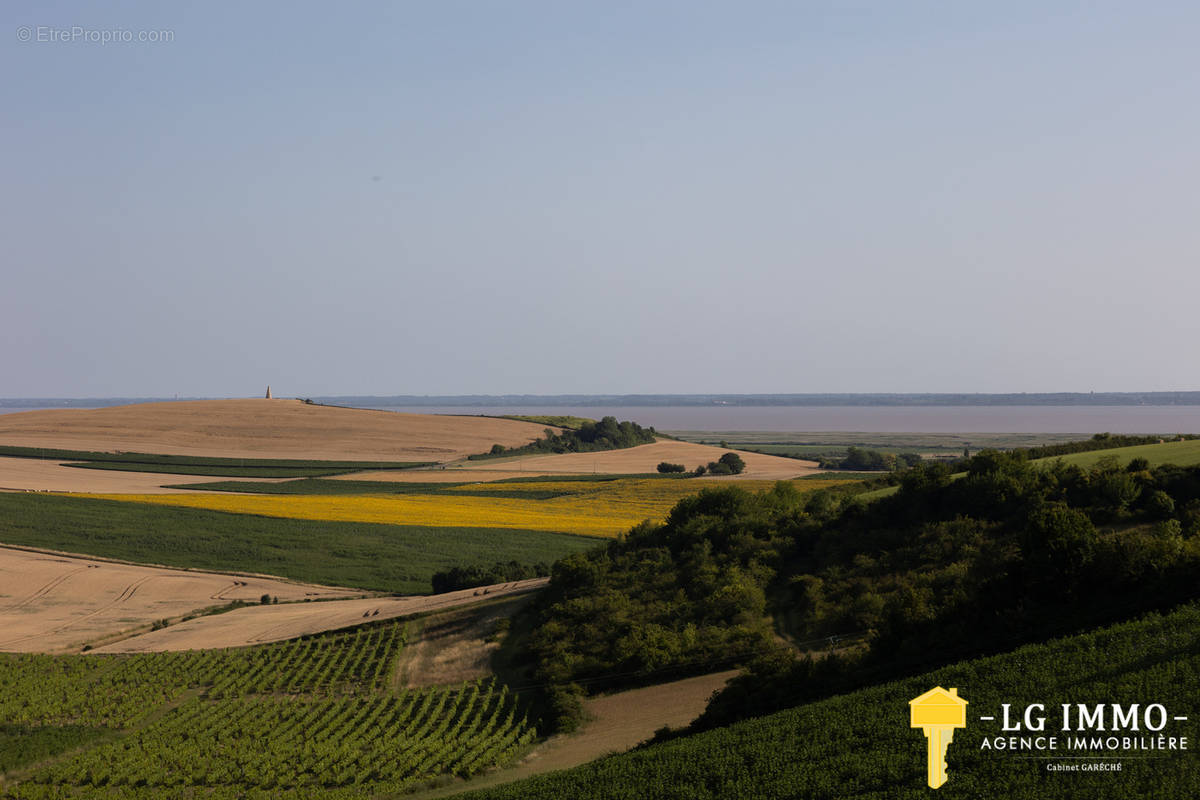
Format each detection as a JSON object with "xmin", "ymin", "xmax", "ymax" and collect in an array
[
  {"xmin": 431, "ymin": 560, "xmax": 548, "ymax": 593},
  {"xmin": 545, "ymin": 684, "xmax": 586, "ymax": 733},
  {"xmin": 718, "ymin": 452, "xmax": 746, "ymax": 474},
  {"xmin": 470, "ymin": 417, "xmax": 655, "ymax": 460},
  {"xmin": 657, "ymin": 462, "xmax": 686, "ymax": 474}
]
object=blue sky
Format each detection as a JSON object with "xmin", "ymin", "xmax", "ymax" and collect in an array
[{"xmin": 3, "ymin": 2, "xmax": 1198, "ymax": 397}]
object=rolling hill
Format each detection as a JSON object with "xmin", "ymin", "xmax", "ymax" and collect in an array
[{"xmin": 0, "ymin": 399, "xmax": 553, "ymax": 462}]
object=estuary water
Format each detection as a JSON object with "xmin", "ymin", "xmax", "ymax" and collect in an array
[
  {"xmin": 357, "ymin": 405, "xmax": 1200, "ymax": 434},
  {"xmin": 4, "ymin": 403, "xmax": 1200, "ymax": 434}
]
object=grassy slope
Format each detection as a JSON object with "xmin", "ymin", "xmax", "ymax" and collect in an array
[
  {"xmin": 857, "ymin": 439, "xmax": 1200, "ymax": 502},
  {"xmin": 501, "ymin": 415, "xmax": 595, "ymax": 430},
  {"xmin": 453, "ymin": 603, "xmax": 1200, "ymax": 800},
  {"xmin": 0, "ymin": 494, "xmax": 596, "ymax": 594},
  {"xmin": 1042, "ymin": 439, "xmax": 1200, "ymax": 469}
]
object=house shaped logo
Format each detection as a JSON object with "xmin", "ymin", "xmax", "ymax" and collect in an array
[{"xmin": 909, "ymin": 687, "xmax": 968, "ymax": 789}]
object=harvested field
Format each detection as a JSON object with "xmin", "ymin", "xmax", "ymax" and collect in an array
[
  {"xmin": 93, "ymin": 578, "xmax": 548, "ymax": 652},
  {"xmin": 455, "ymin": 439, "xmax": 817, "ymax": 479},
  {"xmin": 0, "ymin": 546, "xmax": 360, "ymax": 653},
  {"xmin": 0, "ymin": 456, "xmax": 289, "ymax": 494},
  {"xmin": 0, "ymin": 399, "xmax": 553, "ymax": 462}
]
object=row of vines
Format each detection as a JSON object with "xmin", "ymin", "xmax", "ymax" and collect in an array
[
  {"xmin": 1, "ymin": 620, "xmax": 537, "ymax": 797},
  {"xmin": 457, "ymin": 603, "xmax": 1200, "ymax": 799}
]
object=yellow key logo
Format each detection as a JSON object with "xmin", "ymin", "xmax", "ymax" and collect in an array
[{"xmin": 910, "ymin": 687, "xmax": 968, "ymax": 789}]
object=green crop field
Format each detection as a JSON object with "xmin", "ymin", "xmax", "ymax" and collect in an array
[
  {"xmin": 63, "ymin": 462, "xmax": 355, "ymax": 478},
  {"xmin": 0, "ymin": 621, "xmax": 536, "ymax": 798},
  {"xmin": 162, "ymin": 478, "xmax": 579, "ymax": 499},
  {"xmin": 499, "ymin": 414, "xmax": 595, "ymax": 430},
  {"xmin": 455, "ymin": 602, "xmax": 1200, "ymax": 800},
  {"xmin": 1036, "ymin": 439, "xmax": 1200, "ymax": 470},
  {"xmin": 852, "ymin": 439, "xmax": 1200, "ymax": 504},
  {"xmin": 0, "ymin": 494, "xmax": 596, "ymax": 595},
  {"xmin": 165, "ymin": 478, "xmax": 475, "ymax": 494},
  {"xmin": 0, "ymin": 446, "xmax": 433, "ymax": 477}
]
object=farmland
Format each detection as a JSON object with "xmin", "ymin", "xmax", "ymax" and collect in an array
[
  {"xmin": 672, "ymin": 431, "xmax": 1085, "ymax": 459},
  {"xmin": 0, "ymin": 400, "xmax": 554, "ymax": 461},
  {"xmin": 4, "ymin": 397, "xmax": 1196, "ymax": 798},
  {"xmin": 454, "ymin": 439, "xmax": 816, "ymax": 479},
  {"xmin": 856, "ymin": 437, "xmax": 1200, "ymax": 502},
  {"xmin": 0, "ymin": 445, "xmax": 432, "ymax": 474},
  {"xmin": 1034, "ymin": 437, "xmax": 1200, "ymax": 469},
  {"xmin": 0, "ymin": 457, "xmax": 276, "ymax": 495},
  {"xmin": 0, "ymin": 546, "xmax": 358, "ymax": 653},
  {"xmin": 0, "ymin": 493, "xmax": 595, "ymax": 595},
  {"xmin": 0, "ymin": 621, "xmax": 538, "ymax": 798},
  {"xmin": 454, "ymin": 602, "xmax": 1200, "ymax": 799},
  {"xmin": 92, "ymin": 580, "xmax": 547, "ymax": 653},
  {"xmin": 84, "ymin": 477, "xmax": 856, "ymax": 538}
]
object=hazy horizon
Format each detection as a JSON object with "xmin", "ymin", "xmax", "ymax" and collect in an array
[
  {"xmin": 5, "ymin": 2, "xmax": 1198, "ymax": 397},
  {"xmin": 6, "ymin": 390, "xmax": 1200, "ymax": 404}
]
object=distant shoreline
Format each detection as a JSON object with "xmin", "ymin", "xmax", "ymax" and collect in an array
[{"xmin": 5, "ymin": 392, "xmax": 1200, "ymax": 408}]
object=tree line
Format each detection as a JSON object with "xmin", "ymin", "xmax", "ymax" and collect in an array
[
  {"xmin": 507, "ymin": 447, "xmax": 1200, "ymax": 732},
  {"xmin": 472, "ymin": 416, "xmax": 656, "ymax": 460}
]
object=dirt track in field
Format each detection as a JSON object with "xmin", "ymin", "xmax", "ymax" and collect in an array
[
  {"xmin": 409, "ymin": 670, "xmax": 738, "ymax": 799},
  {"xmin": 0, "ymin": 399, "xmax": 553, "ymax": 462},
  {"xmin": 92, "ymin": 578, "xmax": 548, "ymax": 652},
  {"xmin": 0, "ymin": 546, "xmax": 361, "ymax": 653}
]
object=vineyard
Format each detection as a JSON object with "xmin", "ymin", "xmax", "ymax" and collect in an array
[
  {"xmin": 0, "ymin": 621, "xmax": 536, "ymax": 798},
  {"xmin": 455, "ymin": 602, "xmax": 1200, "ymax": 800}
]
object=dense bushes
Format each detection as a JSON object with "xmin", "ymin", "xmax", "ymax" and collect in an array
[
  {"xmin": 817, "ymin": 447, "xmax": 923, "ymax": 471},
  {"xmin": 459, "ymin": 603, "xmax": 1200, "ymax": 800},
  {"xmin": 659, "ymin": 453, "xmax": 745, "ymax": 475},
  {"xmin": 471, "ymin": 416, "xmax": 656, "ymax": 460},
  {"xmin": 519, "ymin": 447, "xmax": 1200, "ymax": 732},
  {"xmin": 431, "ymin": 560, "xmax": 549, "ymax": 593},
  {"xmin": 700, "ymin": 453, "xmax": 1200, "ymax": 727},
  {"xmin": 704, "ymin": 452, "xmax": 746, "ymax": 475},
  {"xmin": 515, "ymin": 486, "xmax": 803, "ymax": 716}
]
